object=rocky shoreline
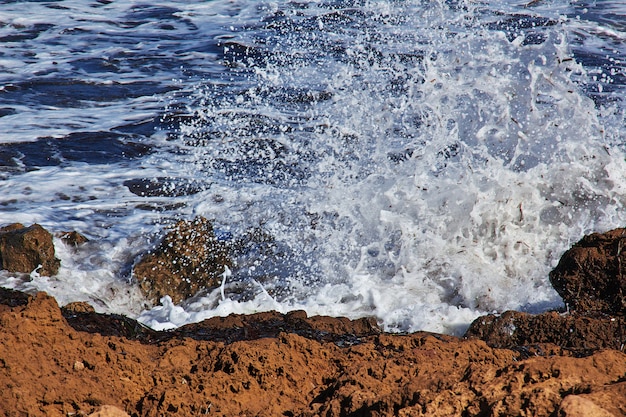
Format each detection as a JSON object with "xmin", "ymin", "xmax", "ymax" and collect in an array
[
  {"xmin": 0, "ymin": 222, "xmax": 625, "ymax": 416},
  {"xmin": 0, "ymin": 288, "xmax": 624, "ymax": 417}
]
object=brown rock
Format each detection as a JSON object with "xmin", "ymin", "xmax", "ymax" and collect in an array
[
  {"xmin": 62, "ymin": 301, "xmax": 96, "ymax": 314},
  {"xmin": 59, "ymin": 230, "xmax": 89, "ymax": 247},
  {"xmin": 549, "ymin": 228, "xmax": 626, "ymax": 315},
  {"xmin": 1, "ymin": 289, "xmax": 626, "ymax": 417},
  {"xmin": 60, "ymin": 307, "xmax": 380, "ymax": 345},
  {"xmin": 558, "ymin": 395, "xmax": 615, "ymax": 417},
  {"xmin": 0, "ymin": 223, "xmax": 25, "ymax": 232},
  {"xmin": 573, "ymin": 381, "xmax": 626, "ymax": 416},
  {"xmin": 465, "ymin": 310, "xmax": 626, "ymax": 354},
  {"xmin": 88, "ymin": 405, "xmax": 131, "ymax": 417},
  {"xmin": 469, "ymin": 228, "xmax": 626, "ymax": 357},
  {"xmin": 0, "ymin": 223, "xmax": 60, "ymax": 276},
  {"xmin": 174, "ymin": 309, "xmax": 381, "ymax": 344},
  {"xmin": 133, "ymin": 216, "xmax": 232, "ymax": 305}
]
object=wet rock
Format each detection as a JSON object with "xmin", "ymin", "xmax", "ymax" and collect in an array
[
  {"xmin": 0, "ymin": 223, "xmax": 25, "ymax": 233},
  {"xmin": 0, "ymin": 286, "xmax": 30, "ymax": 308},
  {"xmin": 550, "ymin": 228, "xmax": 626, "ymax": 315},
  {"xmin": 123, "ymin": 177, "xmax": 204, "ymax": 197},
  {"xmin": 133, "ymin": 216, "xmax": 232, "ymax": 305},
  {"xmin": 61, "ymin": 308, "xmax": 164, "ymax": 343},
  {"xmin": 62, "ymin": 301, "xmax": 96, "ymax": 314},
  {"xmin": 61, "ymin": 303, "xmax": 380, "ymax": 346},
  {"xmin": 464, "ymin": 310, "xmax": 626, "ymax": 355},
  {"xmin": 0, "ymin": 223, "xmax": 60, "ymax": 276},
  {"xmin": 174, "ymin": 310, "xmax": 381, "ymax": 345},
  {"xmin": 469, "ymin": 228, "xmax": 626, "ymax": 355},
  {"xmin": 58, "ymin": 230, "xmax": 89, "ymax": 247}
]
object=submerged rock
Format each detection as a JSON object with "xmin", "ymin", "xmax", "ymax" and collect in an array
[
  {"xmin": 549, "ymin": 228, "xmax": 626, "ymax": 315},
  {"xmin": 0, "ymin": 223, "xmax": 60, "ymax": 276},
  {"xmin": 58, "ymin": 230, "xmax": 89, "ymax": 247},
  {"xmin": 133, "ymin": 216, "xmax": 232, "ymax": 305},
  {"xmin": 123, "ymin": 177, "xmax": 204, "ymax": 197}
]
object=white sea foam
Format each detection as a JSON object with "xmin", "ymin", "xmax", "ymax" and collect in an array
[{"xmin": 138, "ymin": 0, "xmax": 626, "ymax": 334}]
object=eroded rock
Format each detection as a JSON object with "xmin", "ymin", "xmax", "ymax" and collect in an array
[
  {"xmin": 1, "ymin": 289, "xmax": 625, "ymax": 417},
  {"xmin": 549, "ymin": 228, "xmax": 626, "ymax": 315},
  {"xmin": 464, "ymin": 310, "xmax": 626, "ymax": 354},
  {"xmin": 0, "ymin": 223, "xmax": 60, "ymax": 276},
  {"xmin": 133, "ymin": 216, "xmax": 232, "ymax": 305}
]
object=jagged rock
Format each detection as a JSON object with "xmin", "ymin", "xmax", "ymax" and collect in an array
[
  {"xmin": 468, "ymin": 227, "xmax": 626, "ymax": 356},
  {"xmin": 1, "ymin": 289, "xmax": 625, "ymax": 417},
  {"xmin": 550, "ymin": 228, "xmax": 626, "ymax": 315},
  {"xmin": 464, "ymin": 310, "xmax": 626, "ymax": 354},
  {"xmin": 133, "ymin": 216, "xmax": 232, "ymax": 305},
  {"xmin": 0, "ymin": 223, "xmax": 60, "ymax": 276}
]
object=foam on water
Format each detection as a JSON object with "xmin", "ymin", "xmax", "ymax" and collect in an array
[
  {"xmin": 141, "ymin": 0, "xmax": 626, "ymax": 333},
  {"xmin": 1, "ymin": 0, "xmax": 626, "ymax": 335}
]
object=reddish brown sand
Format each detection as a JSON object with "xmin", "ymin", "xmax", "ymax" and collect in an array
[{"xmin": 0, "ymin": 291, "xmax": 624, "ymax": 417}]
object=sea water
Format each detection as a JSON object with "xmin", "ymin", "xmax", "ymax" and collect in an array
[{"xmin": 1, "ymin": 0, "xmax": 625, "ymax": 335}]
